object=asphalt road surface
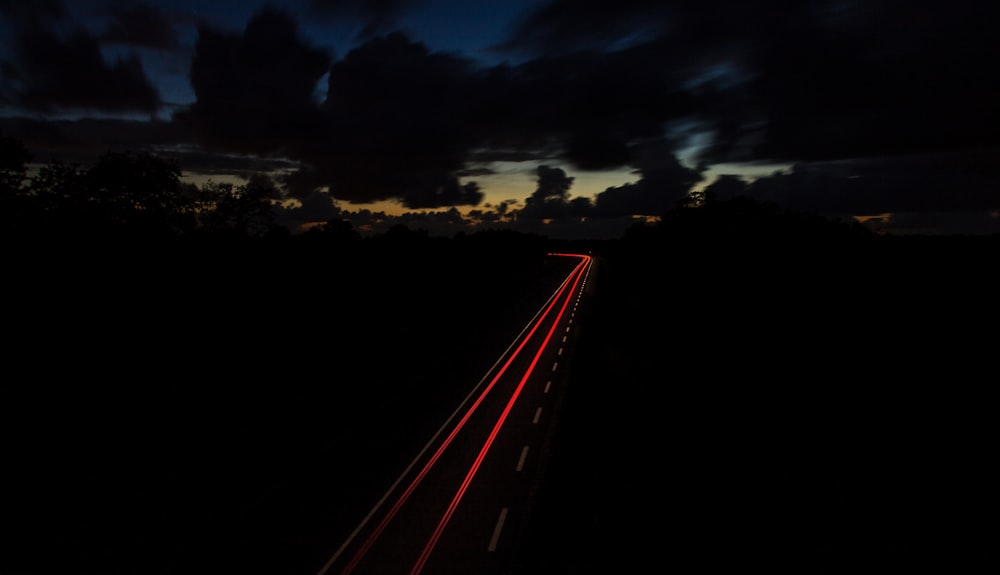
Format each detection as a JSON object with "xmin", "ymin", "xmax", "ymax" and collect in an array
[{"xmin": 1, "ymin": 249, "xmax": 590, "ymax": 575}]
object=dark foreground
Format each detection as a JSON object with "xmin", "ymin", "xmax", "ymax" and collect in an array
[
  {"xmin": 513, "ymin": 236, "xmax": 997, "ymax": 573},
  {"xmin": 2, "ymin": 233, "xmax": 996, "ymax": 575},
  {"xmin": 1, "ymin": 233, "xmax": 570, "ymax": 575}
]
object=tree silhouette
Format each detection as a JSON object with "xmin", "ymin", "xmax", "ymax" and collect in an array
[
  {"xmin": 0, "ymin": 131, "xmax": 30, "ymax": 195},
  {"xmin": 300, "ymin": 218, "xmax": 362, "ymax": 244},
  {"xmin": 199, "ymin": 178, "xmax": 281, "ymax": 238},
  {"xmin": 21, "ymin": 161, "xmax": 93, "ymax": 239},
  {"xmin": 0, "ymin": 133, "xmax": 37, "ymax": 235},
  {"xmin": 85, "ymin": 150, "xmax": 195, "ymax": 237},
  {"xmin": 2, "ymin": 144, "xmax": 199, "ymax": 242}
]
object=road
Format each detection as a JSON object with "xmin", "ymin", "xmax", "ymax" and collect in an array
[
  {"xmin": 315, "ymin": 252, "xmax": 592, "ymax": 575},
  {"xmin": 0, "ymin": 251, "xmax": 593, "ymax": 575}
]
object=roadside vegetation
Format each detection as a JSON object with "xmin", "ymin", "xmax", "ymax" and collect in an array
[{"xmin": 3, "ymin": 133, "xmax": 995, "ymax": 575}]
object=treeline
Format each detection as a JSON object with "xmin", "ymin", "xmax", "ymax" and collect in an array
[
  {"xmin": 1, "ymin": 133, "xmax": 301, "ymax": 244},
  {"xmin": 8, "ymin": 131, "xmax": 998, "ymax": 261},
  {"xmin": 0, "ymin": 133, "xmax": 583, "ymax": 266}
]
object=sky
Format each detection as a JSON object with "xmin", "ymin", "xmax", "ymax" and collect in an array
[{"xmin": 1, "ymin": 0, "xmax": 999, "ymax": 238}]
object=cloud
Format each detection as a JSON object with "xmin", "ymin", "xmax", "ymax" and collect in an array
[
  {"xmin": 173, "ymin": 8, "xmax": 331, "ymax": 156},
  {"xmin": 500, "ymin": 0, "xmax": 671, "ymax": 56},
  {"xmin": 477, "ymin": 48, "xmax": 696, "ymax": 170},
  {"xmin": 0, "ymin": 0, "xmax": 65, "ymax": 23},
  {"xmin": 740, "ymin": 151, "xmax": 1000, "ymax": 217},
  {"xmin": 702, "ymin": 173, "xmax": 748, "ymax": 200},
  {"xmin": 8, "ymin": 1, "xmax": 999, "ymax": 236},
  {"xmin": 744, "ymin": 2, "xmax": 1000, "ymax": 163},
  {"xmin": 401, "ymin": 177, "xmax": 484, "ymax": 209},
  {"xmin": 307, "ymin": 0, "xmax": 427, "ymax": 38},
  {"xmin": 0, "ymin": 116, "xmax": 186, "ymax": 165},
  {"xmin": 274, "ymin": 189, "xmax": 346, "ymax": 231},
  {"xmin": 308, "ymin": 31, "xmax": 485, "ymax": 207},
  {"xmin": 519, "ymin": 165, "xmax": 586, "ymax": 220},
  {"xmin": 593, "ymin": 138, "xmax": 704, "ymax": 217},
  {"xmin": 506, "ymin": 0, "xmax": 1000, "ymax": 166},
  {"xmin": 272, "ymin": 186, "xmax": 634, "ymax": 241},
  {"xmin": 0, "ymin": 7, "xmax": 161, "ymax": 114},
  {"xmin": 509, "ymin": 146, "xmax": 704, "ymax": 231},
  {"xmin": 532, "ymin": 164, "xmax": 573, "ymax": 201},
  {"xmin": 490, "ymin": 0, "xmax": 1000, "ymax": 232},
  {"xmin": 3, "ymin": 5, "xmax": 700, "ymax": 213},
  {"xmin": 99, "ymin": 2, "xmax": 181, "ymax": 50}
]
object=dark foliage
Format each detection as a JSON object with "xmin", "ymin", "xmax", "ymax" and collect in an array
[{"xmin": 3, "ymin": 136, "xmax": 997, "ymax": 575}]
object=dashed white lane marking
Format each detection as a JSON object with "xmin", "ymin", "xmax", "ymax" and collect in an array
[
  {"xmin": 517, "ymin": 446, "xmax": 530, "ymax": 471},
  {"xmin": 533, "ymin": 407, "xmax": 542, "ymax": 424},
  {"xmin": 544, "ymin": 381, "xmax": 551, "ymax": 393},
  {"xmin": 489, "ymin": 507, "xmax": 508, "ymax": 552},
  {"xmin": 551, "ymin": 362, "xmax": 558, "ymax": 372}
]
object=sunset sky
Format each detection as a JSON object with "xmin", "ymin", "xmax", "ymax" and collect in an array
[{"xmin": 2, "ymin": 0, "xmax": 998, "ymax": 238}]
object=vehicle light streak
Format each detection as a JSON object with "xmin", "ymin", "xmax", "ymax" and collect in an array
[
  {"xmin": 409, "ymin": 254, "xmax": 588, "ymax": 575},
  {"xmin": 330, "ymin": 254, "xmax": 590, "ymax": 575}
]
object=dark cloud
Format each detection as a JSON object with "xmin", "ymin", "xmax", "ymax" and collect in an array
[
  {"xmin": 156, "ymin": 145, "xmax": 300, "ymax": 179},
  {"xmin": 0, "ymin": 116, "xmax": 182, "ymax": 165},
  {"xmin": 593, "ymin": 138, "xmax": 704, "ymax": 217},
  {"xmin": 500, "ymin": 0, "xmax": 671, "ymax": 56},
  {"xmin": 519, "ymin": 165, "xmax": 586, "ymax": 220},
  {"xmin": 2, "ymin": 4, "xmax": 699, "ymax": 213},
  {"xmin": 510, "ymin": 155, "xmax": 700, "ymax": 236},
  {"xmin": 173, "ymin": 10, "xmax": 703, "ymax": 217},
  {"xmin": 0, "ymin": 0, "xmax": 65, "ymax": 23},
  {"xmin": 477, "ymin": 47, "xmax": 695, "ymax": 170},
  {"xmin": 272, "ymin": 184, "xmax": 630, "ymax": 240},
  {"xmin": 0, "ymin": 18, "xmax": 161, "ymax": 114},
  {"xmin": 308, "ymin": 0, "xmax": 426, "ymax": 38},
  {"xmin": 743, "ymin": 1, "xmax": 1000, "ymax": 163},
  {"xmin": 310, "ymin": 31, "xmax": 484, "ymax": 207},
  {"xmin": 531, "ymin": 165, "xmax": 573, "ymax": 201},
  {"xmin": 100, "ymin": 3, "xmax": 180, "ymax": 50},
  {"xmin": 702, "ymin": 173, "xmax": 748, "ymax": 201},
  {"xmin": 401, "ymin": 177, "xmax": 484, "ymax": 209},
  {"xmin": 507, "ymin": 0, "xmax": 1000, "ymax": 166},
  {"xmin": 489, "ymin": 0, "xmax": 1000, "ymax": 233},
  {"xmin": 279, "ymin": 166, "xmax": 329, "ymax": 201},
  {"xmin": 7, "ymin": 1, "xmax": 998, "ymax": 235},
  {"xmin": 297, "ymin": 190, "xmax": 345, "ymax": 221},
  {"xmin": 743, "ymin": 151, "xmax": 1000, "ymax": 217},
  {"xmin": 173, "ymin": 8, "xmax": 331, "ymax": 156},
  {"xmin": 273, "ymin": 189, "xmax": 344, "ymax": 231},
  {"xmin": 454, "ymin": 166, "xmax": 497, "ymax": 178}
]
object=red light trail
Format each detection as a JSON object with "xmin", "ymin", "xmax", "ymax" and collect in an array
[{"xmin": 320, "ymin": 253, "xmax": 591, "ymax": 575}]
